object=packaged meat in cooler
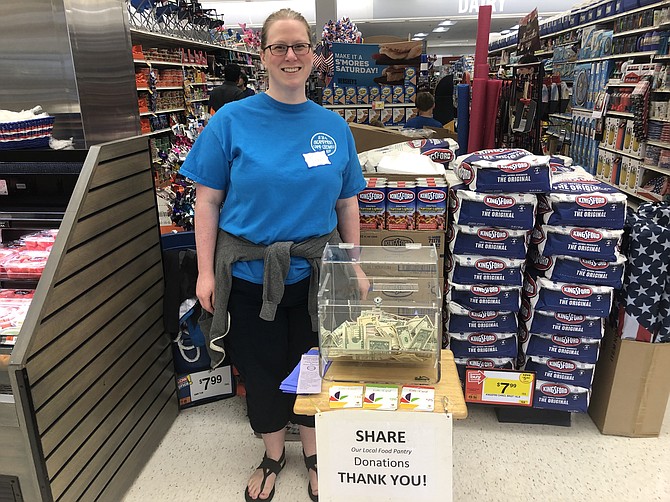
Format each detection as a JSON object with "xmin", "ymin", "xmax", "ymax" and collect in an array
[
  {"xmin": 20, "ymin": 229, "xmax": 58, "ymax": 251},
  {"xmin": 0, "ymin": 247, "xmax": 20, "ymax": 273},
  {"xmin": 0, "ymin": 289, "xmax": 35, "ymax": 301},
  {"xmin": 1, "ymin": 250, "xmax": 50, "ymax": 280}
]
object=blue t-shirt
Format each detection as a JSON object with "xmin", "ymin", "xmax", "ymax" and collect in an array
[
  {"xmin": 180, "ymin": 92, "xmax": 366, "ymax": 284},
  {"xmin": 404, "ymin": 115, "xmax": 443, "ymax": 129}
]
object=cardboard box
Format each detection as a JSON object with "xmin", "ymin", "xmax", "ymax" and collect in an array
[
  {"xmin": 360, "ymin": 229, "xmax": 447, "ymax": 277},
  {"xmin": 345, "ymin": 86, "xmax": 357, "ymax": 105},
  {"xmin": 349, "ymin": 122, "xmax": 457, "ymax": 153},
  {"xmin": 588, "ymin": 326, "xmax": 670, "ymax": 437}
]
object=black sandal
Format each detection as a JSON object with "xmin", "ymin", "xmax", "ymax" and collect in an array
[
  {"xmin": 303, "ymin": 450, "xmax": 318, "ymax": 502},
  {"xmin": 244, "ymin": 448, "xmax": 286, "ymax": 502}
]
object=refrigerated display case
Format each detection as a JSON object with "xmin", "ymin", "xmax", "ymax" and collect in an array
[{"xmin": 0, "ymin": 137, "xmax": 177, "ymax": 501}]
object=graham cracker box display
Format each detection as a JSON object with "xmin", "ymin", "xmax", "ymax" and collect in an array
[
  {"xmin": 322, "ymin": 87, "xmax": 334, "ymax": 105},
  {"xmin": 392, "ymin": 85, "xmax": 405, "ymax": 104},
  {"xmin": 344, "ymin": 108, "xmax": 357, "ymax": 123},
  {"xmin": 369, "ymin": 85, "xmax": 381, "ymax": 103},
  {"xmin": 392, "ymin": 107, "xmax": 405, "ymax": 126},
  {"xmin": 405, "ymin": 84, "xmax": 417, "ymax": 103},
  {"xmin": 331, "ymin": 108, "xmax": 345, "ymax": 119},
  {"xmin": 406, "ymin": 107, "xmax": 417, "ymax": 122},
  {"xmin": 333, "ymin": 86, "xmax": 346, "ymax": 105},
  {"xmin": 357, "ymin": 108, "xmax": 369, "ymax": 124},
  {"xmin": 380, "ymin": 108, "xmax": 394, "ymax": 126},
  {"xmin": 404, "ymin": 66, "xmax": 417, "ymax": 86},
  {"xmin": 357, "ymin": 86, "xmax": 369, "ymax": 104},
  {"xmin": 368, "ymin": 108, "xmax": 381, "ymax": 124},
  {"xmin": 589, "ymin": 324, "xmax": 670, "ymax": 437},
  {"xmin": 380, "ymin": 85, "xmax": 393, "ymax": 104},
  {"xmin": 345, "ymin": 86, "xmax": 357, "ymax": 105}
]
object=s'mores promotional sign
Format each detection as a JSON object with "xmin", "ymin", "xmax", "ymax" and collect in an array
[{"xmin": 332, "ymin": 41, "xmax": 422, "ymax": 88}]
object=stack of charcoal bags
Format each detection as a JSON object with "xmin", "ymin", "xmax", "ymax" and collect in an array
[
  {"xmin": 618, "ymin": 202, "xmax": 670, "ymax": 343},
  {"xmin": 447, "ymin": 148, "xmax": 627, "ymax": 414}
]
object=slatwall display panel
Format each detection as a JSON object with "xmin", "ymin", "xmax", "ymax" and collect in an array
[{"xmin": 12, "ymin": 137, "xmax": 178, "ymax": 502}]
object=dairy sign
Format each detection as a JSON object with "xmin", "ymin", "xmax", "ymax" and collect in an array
[{"xmin": 316, "ymin": 410, "xmax": 452, "ymax": 502}]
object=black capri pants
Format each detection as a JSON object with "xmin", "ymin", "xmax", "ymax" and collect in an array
[{"xmin": 225, "ymin": 276, "xmax": 317, "ymax": 433}]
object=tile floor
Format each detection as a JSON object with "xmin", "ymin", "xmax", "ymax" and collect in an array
[{"xmin": 122, "ymin": 394, "xmax": 670, "ymax": 502}]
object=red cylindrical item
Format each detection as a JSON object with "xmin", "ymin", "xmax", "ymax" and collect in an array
[
  {"xmin": 474, "ymin": 5, "xmax": 493, "ymax": 79},
  {"xmin": 468, "ymin": 78, "xmax": 489, "ymax": 153},
  {"xmin": 483, "ymin": 79, "xmax": 502, "ymax": 149}
]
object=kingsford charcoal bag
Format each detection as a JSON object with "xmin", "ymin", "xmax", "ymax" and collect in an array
[
  {"xmin": 454, "ymin": 149, "xmax": 552, "ymax": 193},
  {"xmin": 537, "ymin": 225, "xmax": 622, "ymax": 262},
  {"xmin": 530, "ymin": 278, "xmax": 614, "ymax": 317},
  {"xmin": 522, "ymin": 332, "xmax": 601, "ymax": 364},
  {"xmin": 449, "ymin": 254, "xmax": 526, "ymax": 286},
  {"xmin": 539, "ymin": 190, "xmax": 627, "ymax": 229},
  {"xmin": 449, "ymin": 224, "xmax": 529, "ymax": 259},
  {"xmin": 522, "ymin": 307, "xmax": 604, "ymax": 339},
  {"xmin": 533, "ymin": 380, "xmax": 590, "ymax": 413},
  {"xmin": 449, "ymin": 331, "xmax": 518, "ymax": 359},
  {"xmin": 446, "ymin": 283, "xmax": 522, "ymax": 312},
  {"xmin": 528, "ymin": 248, "xmax": 626, "ymax": 289},
  {"xmin": 447, "ymin": 303, "xmax": 518, "ymax": 334},
  {"xmin": 451, "ymin": 189, "xmax": 537, "ymax": 230},
  {"xmin": 524, "ymin": 355, "xmax": 595, "ymax": 389}
]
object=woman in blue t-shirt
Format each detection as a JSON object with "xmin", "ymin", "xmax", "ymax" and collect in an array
[{"xmin": 180, "ymin": 8, "xmax": 367, "ymax": 502}]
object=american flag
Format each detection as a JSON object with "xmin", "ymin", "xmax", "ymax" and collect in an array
[{"xmin": 620, "ymin": 203, "xmax": 670, "ymax": 342}]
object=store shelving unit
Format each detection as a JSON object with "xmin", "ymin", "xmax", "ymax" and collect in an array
[{"xmin": 0, "ymin": 138, "xmax": 176, "ymax": 501}]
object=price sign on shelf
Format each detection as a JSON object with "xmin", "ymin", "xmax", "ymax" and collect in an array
[{"xmin": 464, "ymin": 369, "xmax": 535, "ymax": 407}]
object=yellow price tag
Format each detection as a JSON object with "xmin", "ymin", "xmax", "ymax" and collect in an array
[{"xmin": 465, "ymin": 370, "xmax": 535, "ymax": 407}]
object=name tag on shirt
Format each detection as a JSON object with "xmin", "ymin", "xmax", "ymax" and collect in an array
[{"xmin": 303, "ymin": 151, "xmax": 331, "ymax": 168}]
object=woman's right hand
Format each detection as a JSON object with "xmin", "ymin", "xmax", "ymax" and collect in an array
[{"xmin": 196, "ymin": 273, "xmax": 216, "ymax": 314}]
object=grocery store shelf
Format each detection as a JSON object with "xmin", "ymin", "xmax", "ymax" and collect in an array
[
  {"xmin": 155, "ymin": 86, "xmax": 184, "ymax": 90},
  {"xmin": 141, "ymin": 127, "xmax": 172, "ymax": 136},
  {"xmin": 612, "ymin": 25, "xmax": 659, "ymax": 38},
  {"xmin": 649, "ymin": 116, "xmax": 670, "ymax": 123},
  {"xmin": 606, "ymin": 110, "xmax": 634, "ymax": 118},
  {"xmin": 606, "ymin": 81, "xmax": 637, "ymax": 87},
  {"xmin": 134, "ymin": 59, "xmax": 182, "ymax": 67},
  {"xmin": 642, "ymin": 164, "xmax": 670, "ymax": 176},
  {"xmin": 598, "ymin": 145, "xmax": 644, "ymax": 160},
  {"xmin": 139, "ymin": 107, "xmax": 186, "ymax": 116},
  {"xmin": 647, "ymin": 139, "xmax": 670, "ymax": 149},
  {"xmin": 324, "ymin": 103, "xmax": 416, "ymax": 109}
]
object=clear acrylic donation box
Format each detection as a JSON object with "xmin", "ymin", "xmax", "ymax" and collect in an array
[{"xmin": 318, "ymin": 244, "xmax": 442, "ymax": 384}]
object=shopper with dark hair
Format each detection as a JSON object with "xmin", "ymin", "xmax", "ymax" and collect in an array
[
  {"xmin": 404, "ymin": 91, "xmax": 444, "ymax": 129},
  {"xmin": 238, "ymin": 71, "xmax": 256, "ymax": 98},
  {"xmin": 180, "ymin": 7, "xmax": 368, "ymax": 502},
  {"xmin": 208, "ymin": 63, "xmax": 244, "ymax": 114}
]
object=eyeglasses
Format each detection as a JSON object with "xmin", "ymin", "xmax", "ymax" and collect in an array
[{"xmin": 263, "ymin": 43, "xmax": 312, "ymax": 56}]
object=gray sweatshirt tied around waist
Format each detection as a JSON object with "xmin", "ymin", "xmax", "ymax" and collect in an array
[{"xmin": 199, "ymin": 228, "xmax": 345, "ymax": 368}]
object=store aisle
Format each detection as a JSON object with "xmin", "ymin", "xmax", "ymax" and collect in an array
[{"xmin": 123, "ymin": 396, "xmax": 670, "ymax": 502}]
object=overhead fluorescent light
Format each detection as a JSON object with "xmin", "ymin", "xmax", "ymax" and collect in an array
[
  {"xmin": 411, "ymin": 37, "xmax": 424, "ymax": 41},
  {"xmin": 414, "ymin": 32, "xmax": 428, "ymax": 37},
  {"xmin": 511, "ymin": 24, "xmax": 519, "ymax": 29},
  {"xmin": 439, "ymin": 20, "xmax": 456, "ymax": 26},
  {"xmin": 432, "ymin": 27, "xmax": 450, "ymax": 33}
]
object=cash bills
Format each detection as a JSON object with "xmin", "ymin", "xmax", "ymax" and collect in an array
[{"xmin": 321, "ymin": 309, "xmax": 438, "ymax": 361}]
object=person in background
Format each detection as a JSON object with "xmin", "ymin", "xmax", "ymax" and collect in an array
[
  {"xmin": 179, "ymin": 8, "xmax": 368, "ymax": 502},
  {"xmin": 208, "ymin": 63, "xmax": 244, "ymax": 114},
  {"xmin": 404, "ymin": 91, "xmax": 444, "ymax": 129},
  {"xmin": 238, "ymin": 71, "xmax": 256, "ymax": 98}
]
